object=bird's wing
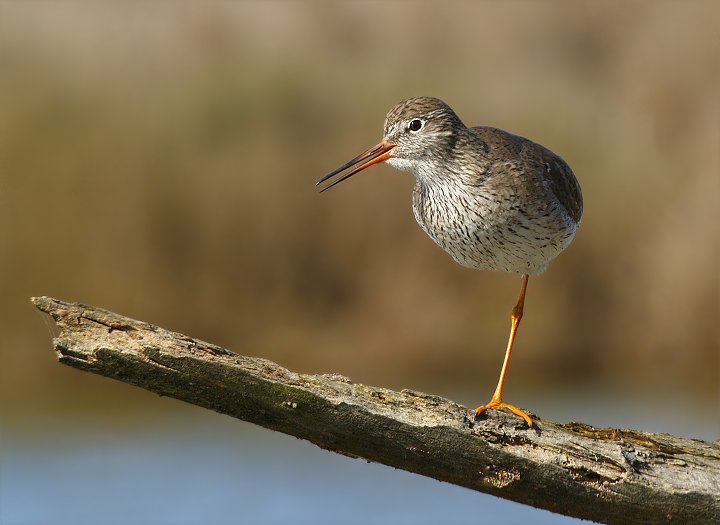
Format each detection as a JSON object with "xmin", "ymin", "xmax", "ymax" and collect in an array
[
  {"xmin": 470, "ymin": 126, "xmax": 583, "ymax": 224},
  {"xmin": 535, "ymin": 145, "xmax": 583, "ymax": 224}
]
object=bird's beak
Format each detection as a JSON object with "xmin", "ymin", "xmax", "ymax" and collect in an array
[{"xmin": 316, "ymin": 141, "xmax": 396, "ymax": 192}]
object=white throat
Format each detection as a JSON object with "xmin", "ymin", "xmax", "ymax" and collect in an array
[
  {"xmin": 385, "ymin": 156, "xmax": 445, "ymax": 184},
  {"xmin": 384, "ymin": 156, "xmax": 417, "ymax": 173}
]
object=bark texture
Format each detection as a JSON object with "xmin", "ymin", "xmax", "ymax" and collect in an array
[{"xmin": 32, "ymin": 296, "xmax": 720, "ymax": 524}]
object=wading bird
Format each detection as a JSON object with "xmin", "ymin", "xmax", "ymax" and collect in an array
[{"xmin": 317, "ymin": 97, "xmax": 583, "ymax": 427}]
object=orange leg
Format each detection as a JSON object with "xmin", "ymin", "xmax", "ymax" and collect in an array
[{"xmin": 475, "ymin": 274, "xmax": 533, "ymax": 427}]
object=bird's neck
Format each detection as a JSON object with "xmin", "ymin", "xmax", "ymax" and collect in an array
[{"xmin": 413, "ymin": 136, "xmax": 492, "ymax": 188}]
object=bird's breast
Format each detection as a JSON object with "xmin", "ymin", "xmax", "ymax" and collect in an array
[{"xmin": 411, "ymin": 179, "xmax": 576, "ymax": 275}]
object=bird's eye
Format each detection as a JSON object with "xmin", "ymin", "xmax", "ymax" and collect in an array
[{"xmin": 408, "ymin": 119, "xmax": 424, "ymax": 132}]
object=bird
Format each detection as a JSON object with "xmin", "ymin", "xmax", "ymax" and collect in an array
[{"xmin": 316, "ymin": 96, "xmax": 583, "ymax": 427}]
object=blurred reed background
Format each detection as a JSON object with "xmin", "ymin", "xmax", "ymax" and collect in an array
[{"xmin": 0, "ymin": 2, "xmax": 718, "ymax": 523}]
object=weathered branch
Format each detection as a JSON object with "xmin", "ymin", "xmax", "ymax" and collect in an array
[{"xmin": 32, "ymin": 296, "xmax": 719, "ymax": 524}]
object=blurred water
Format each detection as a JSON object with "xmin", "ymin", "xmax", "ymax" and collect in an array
[
  {"xmin": 1, "ymin": 413, "xmax": 581, "ymax": 525},
  {"xmin": 2, "ymin": 393, "xmax": 717, "ymax": 525}
]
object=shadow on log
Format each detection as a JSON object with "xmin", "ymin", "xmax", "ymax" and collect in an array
[{"xmin": 31, "ymin": 296, "xmax": 719, "ymax": 524}]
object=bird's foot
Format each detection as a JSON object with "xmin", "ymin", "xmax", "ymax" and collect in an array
[{"xmin": 475, "ymin": 400, "xmax": 533, "ymax": 428}]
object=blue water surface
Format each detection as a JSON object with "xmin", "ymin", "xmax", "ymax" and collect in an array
[
  {"xmin": 1, "ymin": 413, "xmax": 579, "ymax": 525},
  {"xmin": 3, "ymin": 390, "xmax": 716, "ymax": 525}
]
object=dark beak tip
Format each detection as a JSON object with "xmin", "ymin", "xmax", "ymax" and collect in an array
[{"xmin": 316, "ymin": 141, "xmax": 395, "ymax": 193}]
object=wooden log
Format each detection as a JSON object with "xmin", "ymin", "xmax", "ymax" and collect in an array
[{"xmin": 31, "ymin": 296, "xmax": 720, "ymax": 524}]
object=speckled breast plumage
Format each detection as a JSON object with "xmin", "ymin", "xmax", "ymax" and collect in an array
[{"xmin": 412, "ymin": 176, "xmax": 577, "ymax": 275}]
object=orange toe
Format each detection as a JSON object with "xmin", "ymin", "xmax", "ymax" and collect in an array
[{"xmin": 475, "ymin": 400, "xmax": 533, "ymax": 427}]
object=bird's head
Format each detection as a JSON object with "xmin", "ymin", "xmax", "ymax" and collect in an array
[{"xmin": 317, "ymin": 97, "xmax": 466, "ymax": 192}]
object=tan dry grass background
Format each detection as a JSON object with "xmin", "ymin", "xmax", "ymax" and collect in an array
[{"xmin": 0, "ymin": 2, "xmax": 717, "ymax": 429}]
